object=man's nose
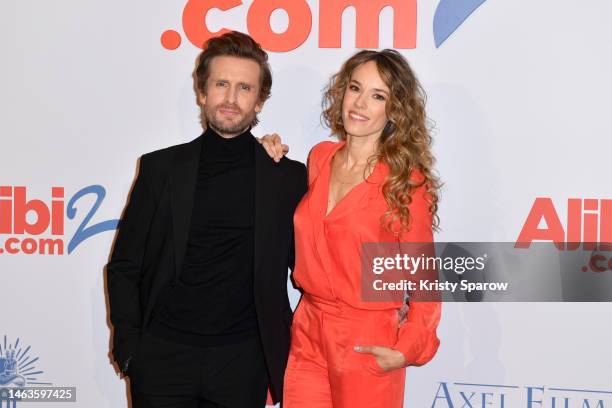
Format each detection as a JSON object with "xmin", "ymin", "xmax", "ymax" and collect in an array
[{"xmin": 226, "ymin": 85, "xmax": 238, "ymax": 104}]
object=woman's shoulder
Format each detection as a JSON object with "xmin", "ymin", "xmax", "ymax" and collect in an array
[
  {"xmin": 308, "ymin": 140, "xmax": 341, "ymax": 166},
  {"xmin": 306, "ymin": 140, "xmax": 340, "ymax": 183},
  {"xmin": 309, "ymin": 140, "xmax": 339, "ymax": 158}
]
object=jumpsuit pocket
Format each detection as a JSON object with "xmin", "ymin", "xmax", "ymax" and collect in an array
[
  {"xmin": 363, "ymin": 309, "xmax": 400, "ymax": 376},
  {"xmin": 365, "ymin": 356, "xmax": 389, "ymax": 376}
]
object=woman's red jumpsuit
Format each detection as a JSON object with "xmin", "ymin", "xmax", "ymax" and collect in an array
[{"xmin": 283, "ymin": 141, "xmax": 441, "ymax": 408}]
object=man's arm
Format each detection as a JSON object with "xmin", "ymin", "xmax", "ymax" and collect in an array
[{"xmin": 106, "ymin": 154, "xmax": 157, "ymax": 373}]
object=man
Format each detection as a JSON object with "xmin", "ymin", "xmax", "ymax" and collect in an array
[{"xmin": 107, "ymin": 31, "xmax": 307, "ymax": 407}]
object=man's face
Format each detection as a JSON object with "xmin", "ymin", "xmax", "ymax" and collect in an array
[{"xmin": 199, "ymin": 56, "xmax": 263, "ymax": 138}]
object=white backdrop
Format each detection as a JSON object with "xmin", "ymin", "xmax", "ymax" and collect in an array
[{"xmin": 1, "ymin": 1, "xmax": 611, "ymax": 407}]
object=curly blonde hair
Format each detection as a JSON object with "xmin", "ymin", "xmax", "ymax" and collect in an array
[{"xmin": 322, "ymin": 49, "xmax": 440, "ymax": 233}]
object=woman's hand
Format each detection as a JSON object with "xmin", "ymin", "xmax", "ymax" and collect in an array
[
  {"xmin": 354, "ymin": 345, "xmax": 406, "ymax": 372},
  {"xmin": 257, "ymin": 133, "xmax": 289, "ymax": 162}
]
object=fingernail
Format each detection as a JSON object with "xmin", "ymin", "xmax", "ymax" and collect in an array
[{"xmin": 354, "ymin": 346, "xmax": 360, "ymax": 352}]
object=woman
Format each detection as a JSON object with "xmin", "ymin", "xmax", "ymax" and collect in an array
[{"xmin": 261, "ymin": 49, "xmax": 441, "ymax": 408}]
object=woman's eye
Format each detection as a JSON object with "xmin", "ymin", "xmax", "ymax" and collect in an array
[
  {"xmin": 374, "ymin": 94, "xmax": 386, "ymax": 101},
  {"xmin": 349, "ymin": 85, "xmax": 360, "ymax": 92}
]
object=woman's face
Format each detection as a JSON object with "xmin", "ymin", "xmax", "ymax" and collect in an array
[{"xmin": 341, "ymin": 60, "xmax": 390, "ymax": 140}]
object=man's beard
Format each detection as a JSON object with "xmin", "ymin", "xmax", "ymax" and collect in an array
[{"xmin": 204, "ymin": 103, "xmax": 256, "ymax": 136}]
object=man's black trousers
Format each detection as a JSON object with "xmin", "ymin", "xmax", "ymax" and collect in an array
[{"xmin": 127, "ymin": 332, "xmax": 268, "ymax": 408}]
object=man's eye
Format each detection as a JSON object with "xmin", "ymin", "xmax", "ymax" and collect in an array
[
  {"xmin": 241, "ymin": 84, "xmax": 251, "ymax": 91},
  {"xmin": 216, "ymin": 82, "xmax": 227, "ymax": 87}
]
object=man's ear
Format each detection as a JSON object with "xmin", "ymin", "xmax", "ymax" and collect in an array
[
  {"xmin": 255, "ymin": 100, "xmax": 264, "ymax": 113},
  {"xmin": 197, "ymin": 90, "xmax": 207, "ymax": 106}
]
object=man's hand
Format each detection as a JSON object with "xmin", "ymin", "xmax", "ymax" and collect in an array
[
  {"xmin": 257, "ymin": 133, "xmax": 289, "ymax": 162},
  {"xmin": 354, "ymin": 345, "xmax": 406, "ymax": 372}
]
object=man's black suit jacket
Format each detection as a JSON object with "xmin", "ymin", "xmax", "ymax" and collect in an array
[{"xmin": 107, "ymin": 134, "xmax": 307, "ymax": 403}]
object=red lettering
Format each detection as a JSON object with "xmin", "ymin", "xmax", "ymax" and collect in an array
[
  {"xmin": 0, "ymin": 186, "xmax": 12, "ymax": 234},
  {"xmin": 161, "ymin": 30, "xmax": 182, "ymax": 50},
  {"xmin": 51, "ymin": 187, "xmax": 64, "ymax": 235},
  {"xmin": 319, "ymin": 0, "xmax": 417, "ymax": 49},
  {"xmin": 515, "ymin": 198, "xmax": 564, "ymax": 249},
  {"xmin": 178, "ymin": 0, "xmax": 418, "ymax": 51},
  {"xmin": 566, "ymin": 198, "xmax": 581, "ymax": 250},
  {"xmin": 518, "ymin": 198, "xmax": 612, "ymax": 251},
  {"xmin": 247, "ymin": 0, "xmax": 312, "ymax": 52},
  {"xmin": 13, "ymin": 187, "xmax": 51, "ymax": 235},
  {"xmin": 39, "ymin": 238, "xmax": 64, "ymax": 255},
  {"xmin": 183, "ymin": 0, "xmax": 242, "ymax": 49},
  {"xmin": 21, "ymin": 238, "xmax": 37, "ymax": 255},
  {"xmin": 583, "ymin": 199, "xmax": 598, "ymax": 251},
  {"xmin": 6, "ymin": 238, "xmax": 19, "ymax": 254},
  {"xmin": 600, "ymin": 199, "xmax": 612, "ymax": 251},
  {"xmin": 589, "ymin": 254, "xmax": 607, "ymax": 272}
]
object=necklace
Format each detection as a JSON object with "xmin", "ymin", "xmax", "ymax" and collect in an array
[
  {"xmin": 331, "ymin": 170, "xmax": 364, "ymax": 185},
  {"xmin": 332, "ymin": 160, "xmax": 376, "ymax": 184}
]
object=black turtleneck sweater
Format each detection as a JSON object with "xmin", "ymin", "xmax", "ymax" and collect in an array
[{"xmin": 150, "ymin": 127, "xmax": 257, "ymax": 346}]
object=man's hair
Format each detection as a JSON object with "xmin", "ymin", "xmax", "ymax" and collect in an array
[{"xmin": 194, "ymin": 31, "xmax": 272, "ymax": 104}]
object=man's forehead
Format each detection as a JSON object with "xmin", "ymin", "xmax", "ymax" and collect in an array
[{"xmin": 208, "ymin": 56, "xmax": 261, "ymax": 81}]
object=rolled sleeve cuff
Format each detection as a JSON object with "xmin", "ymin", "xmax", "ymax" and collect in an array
[{"xmin": 393, "ymin": 322, "xmax": 440, "ymax": 367}]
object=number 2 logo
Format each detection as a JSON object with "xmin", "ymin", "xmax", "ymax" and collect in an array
[{"xmin": 66, "ymin": 185, "xmax": 119, "ymax": 254}]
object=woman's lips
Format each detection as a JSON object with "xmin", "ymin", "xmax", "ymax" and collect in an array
[{"xmin": 348, "ymin": 111, "xmax": 369, "ymax": 121}]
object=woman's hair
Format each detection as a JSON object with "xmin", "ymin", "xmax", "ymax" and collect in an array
[{"xmin": 322, "ymin": 49, "xmax": 440, "ymax": 233}]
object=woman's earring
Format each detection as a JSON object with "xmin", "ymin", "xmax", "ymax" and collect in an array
[{"xmin": 383, "ymin": 121, "xmax": 396, "ymax": 137}]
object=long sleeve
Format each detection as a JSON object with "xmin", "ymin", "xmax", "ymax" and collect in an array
[
  {"xmin": 392, "ymin": 182, "xmax": 442, "ymax": 366},
  {"xmin": 106, "ymin": 154, "xmax": 157, "ymax": 371}
]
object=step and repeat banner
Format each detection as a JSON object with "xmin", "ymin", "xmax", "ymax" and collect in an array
[{"xmin": 1, "ymin": 1, "xmax": 611, "ymax": 407}]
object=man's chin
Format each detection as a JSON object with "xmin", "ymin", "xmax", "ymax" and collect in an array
[
  {"xmin": 208, "ymin": 117, "xmax": 252, "ymax": 136},
  {"xmin": 209, "ymin": 122, "xmax": 247, "ymax": 136}
]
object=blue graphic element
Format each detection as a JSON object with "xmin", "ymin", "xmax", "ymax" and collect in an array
[
  {"xmin": 0, "ymin": 335, "xmax": 50, "ymax": 387},
  {"xmin": 434, "ymin": 0, "xmax": 488, "ymax": 47},
  {"xmin": 0, "ymin": 335, "xmax": 51, "ymax": 407},
  {"xmin": 0, "ymin": 350, "xmax": 25, "ymax": 387},
  {"xmin": 66, "ymin": 185, "xmax": 119, "ymax": 254}
]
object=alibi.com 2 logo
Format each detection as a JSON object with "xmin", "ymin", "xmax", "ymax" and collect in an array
[
  {"xmin": 0, "ymin": 186, "xmax": 118, "ymax": 256},
  {"xmin": 157, "ymin": 0, "xmax": 488, "ymax": 52},
  {"xmin": 516, "ymin": 198, "xmax": 612, "ymax": 272}
]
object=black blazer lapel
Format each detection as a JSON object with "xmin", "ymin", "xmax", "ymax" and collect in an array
[
  {"xmin": 170, "ymin": 136, "xmax": 202, "ymax": 277},
  {"xmin": 253, "ymin": 145, "xmax": 280, "ymax": 280}
]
